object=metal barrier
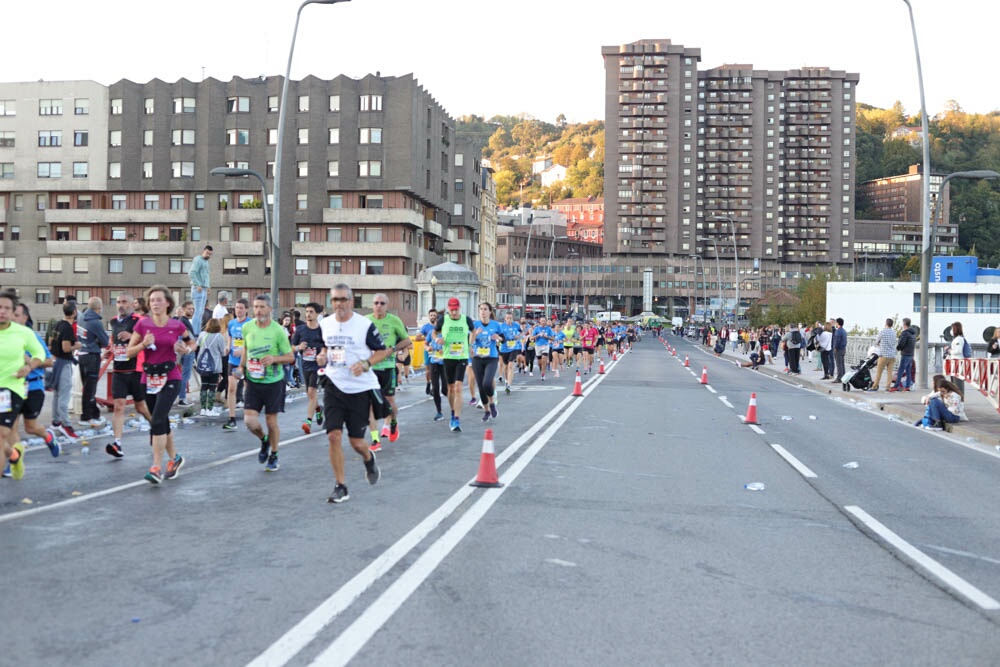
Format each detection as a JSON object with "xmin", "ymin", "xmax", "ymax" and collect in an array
[{"xmin": 944, "ymin": 357, "xmax": 1000, "ymax": 414}]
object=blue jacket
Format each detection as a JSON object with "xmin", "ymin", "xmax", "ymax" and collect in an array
[{"xmin": 832, "ymin": 326, "xmax": 847, "ymax": 351}]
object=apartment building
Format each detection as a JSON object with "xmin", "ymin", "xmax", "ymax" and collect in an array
[
  {"xmin": 602, "ymin": 39, "xmax": 859, "ymax": 317},
  {"xmin": 477, "ymin": 164, "xmax": 498, "ymax": 305},
  {"xmin": 0, "ymin": 74, "xmax": 481, "ymax": 327}
]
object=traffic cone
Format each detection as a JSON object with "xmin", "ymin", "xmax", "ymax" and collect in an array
[
  {"xmin": 572, "ymin": 370, "xmax": 584, "ymax": 397},
  {"xmin": 684, "ymin": 355, "xmax": 690, "ymax": 367},
  {"xmin": 671, "ymin": 347, "xmax": 677, "ymax": 357},
  {"xmin": 612, "ymin": 351, "xmax": 617, "ymax": 361},
  {"xmin": 598, "ymin": 359, "xmax": 605, "ymax": 375},
  {"xmin": 469, "ymin": 429, "xmax": 503, "ymax": 488},
  {"xmin": 743, "ymin": 392, "xmax": 759, "ymax": 425},
  {"xmin": 700, "ymin": 366, "xmax": 709, "ymax": 384}
]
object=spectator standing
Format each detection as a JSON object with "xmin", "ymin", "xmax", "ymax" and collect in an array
[
  {"xmin": 77, "ymin": 297, "xmax": 109, "ymax": 427},
  {"xmin": 832, "ymin": 317, "xmax": 847, "ymax": 382},
  {"xmin": 212, "ymin": 291, "xmax": 230, "ymax": 321},
  {"xmin": 870, "ymin": 318, "xmax": 898, "ymax": 391},
  {"xmin": 818, "ymin": 321, "xmax": 834, "ymax": 379},
  {"xmin": 187, "ymin": 244, "xmax": 213, "ymax": 338},
  {"xmin": 891, "ymin": 317, "xmax": 918, "ymax": 392},
  {"xmin": 946, "ymin": 321, "xmax": 971, "ymax": 394},
  {"xmin": 195, "ymin": 318, "xmax": 226, "ymax": 416},
  {"xmin": 780, "ymin": 323, "xmax": 803, "ymax": 374},
  {"xmin": 987, "ymin": 327, "xmax": 1000, "ymax": 358}
]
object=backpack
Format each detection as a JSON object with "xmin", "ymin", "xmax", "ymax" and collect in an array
[
  {"xmin": 196, "ymin": 344, "xmax": 217, "ymax": 374},
  {"xmin": 791, "ymin": 330, "xmax": 803, "ymax": 346},
  {"xmin": 962, "ymin": 338, "xmax": 972, "ymax": 358}
]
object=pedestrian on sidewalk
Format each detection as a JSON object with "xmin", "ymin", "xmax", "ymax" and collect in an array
[
  {"xmin": 870, "ymin": 318, "xmax": 898, "ymax": 392},
  {"xmin": 945, "ymin": 321, "xmax": 971, "ymax": 394},
  {"xmin": 832, "ymin": 317, "xmax": 847, "ymax": 382},
  {"xmin": 891, "ymin": 317, "xmax": 917, "ymax": 391},
  {"xmin": 818, "ymin": 321, "xmax": 834, "ymax": 379},
  {"xmin": 781, "ymin": 323, "xmax": 803, "ymax": 374}
]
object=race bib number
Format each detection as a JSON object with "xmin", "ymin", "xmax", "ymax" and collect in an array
[
  {"xmin": 247, "ymin": 358, "xmax": 266, "ymax": 379},
  {"xmin": 329, "ymin": 346, "xmax": 346, "ymax": 366},
  {"xmin": 146, "ymin": 374, "xmax": 167, "ymax": 395},
  {"xmin": 431, "ymin": 349, "xmax": 443, "ymax": 361},
  {"xmin": 475, "ymin": 346, "xmax": 490, "ymax": 357},
  {"xmin": 0, "ymin": 389, "xmax": 10, "ymax": 412},
  {"xmin": 303, "ymin": 348, "xmax": 317, "ymax": 361},
  {"xmin": 536, "ymin": 345, "xmax": 550, "ymax": 355},
  {"xmin": 114, "ymin": 344, "xmax": 128, "ymax": 362},
  {"xmin": 449, "ymin": 342, "xmax": 465, "ymax": 356}
]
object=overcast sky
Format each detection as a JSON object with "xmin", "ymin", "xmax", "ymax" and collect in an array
[{"xmin": 7, "ymin": 0, "xmax": 995, "ymax": 123}]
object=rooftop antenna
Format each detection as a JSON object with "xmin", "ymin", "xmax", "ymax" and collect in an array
[{"xmin": 201, "ymin": 66, "xmax": 205, "ymax": 81}]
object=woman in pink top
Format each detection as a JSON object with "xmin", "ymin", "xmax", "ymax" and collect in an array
[{"xmin": 127, "ymin": 285, "xmax": 195, "ymax": 484}]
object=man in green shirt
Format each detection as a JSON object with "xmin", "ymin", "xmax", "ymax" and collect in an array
[
  {"xmin": 366, "ymin": 293, "xmax": 412, "ymax": 450},
  {"xmin": 241, "ymin": 294, "xmax": 295, "ymax": 471},
  {"xmin": 0, "ymin": 290, "xmax": 46, "ymax": 479}
]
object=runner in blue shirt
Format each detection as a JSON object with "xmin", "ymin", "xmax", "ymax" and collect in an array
[
  {"xmin": 420, "ymin": 308, "xmax": 438, "ymax": 397},
  {"xmin": 497, "ymin": 311, "xmax": 522, "ymax": 395},
  {"xmin": 551, "ymin": 329, "xmax": 566, "ymax": 378},
  {"xmin": 471, "ymin": 302, "xmax": 504, "ymax": 422},
  {"xmin": 425, "ymin": 331, "xmax": 447, "ymax": 422},
  {"xmin": 532, "ymin": 317, "xmax": 555, "ymax": 381}
]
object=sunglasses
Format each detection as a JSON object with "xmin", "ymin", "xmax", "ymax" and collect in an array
[
  {"xmin": 331, "ymin": 297, "xmax": 350, "ymax": 303},
  {"xmin": 373, "ymin": 301, "xmax": 386, "ymax": 305}
]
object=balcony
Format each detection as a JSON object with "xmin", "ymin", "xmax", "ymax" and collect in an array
[
  {"xmin": 321, "ymin": 207, "xmax": 437, "ymax": 234},
  {"xmin": 46, "ymin": 240, "xmax": 186, "ymax": 255},
  {"xmin": 226, "ymin": 209, "xmax": 265, "ymax": 224},
  {"xmin": 308, "ymin": 273, "xmax": 416, "ymax": 292},
  {"xmin": 44, "ymin": 209, "xmax": 189, "ymax": 225},
  {"xmin": 229, "ymin": 241, "xmax": 265, "ymax": 256},
  {"xmin": 292, "ymin": 241, "xmax": 419, "ymax": 260}
]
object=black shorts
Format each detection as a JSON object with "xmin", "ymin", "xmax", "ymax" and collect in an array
[
  {"xmin": 374, "ymin": 368, "xmax": 397, "ymax": 397},
  {"xmin": 596, "ymin": 338, "xmax": 605, "ymax": 347},
  {"xmin": 244, "ymin": 380, "xmax": 286, "ymax": 414},
  {"xmin": 397, "ymin": 355, "xmax": 411, "ymax": 366},
  {"xmin": 499, "ymin": 351, "xmax": 516, "ymax": 364},
  {"xmin": 583, "ymin": 347, "xmax": 595, "ymax": 354},
  {"xmin": 112, "ymin": 371, "xmax": 147, "ymax": 401},
  {"xmin": 0, "ymin": 391, "xmax": 25, "ymax": 429},
  {"xmin": 324, "ymin": 383, "xmax": 373, "ymax": 439},
  {"xmin": 443, "ymin": 359, "xmax": 468, "ymax": 385},
  {"xmin": 303, "ymin": 369, "xmax": 319, "ymax": 389},
  {"xmin": 19, "ymin": 389, "xmax": 45, "ymax": 421}
]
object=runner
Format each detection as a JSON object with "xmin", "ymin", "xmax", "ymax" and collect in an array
[
  {"xmin": 105, "ymin": 294, "xmax": 152, "ymax": 457},
  {"xmin": 579, "ymin": 320, "xmax": 599, "ymax": 374},
  {"xmin": 562, "ymin": 318, "xmax": 578, "ymax": 369},
  {"xmin": 434, "ymin": 297, "xmax": 476, "ymax": 432},
  {"xmin": 419, "ymin": 308, "xmax": 438, "ymax": 396},
  {"xmin": 318, "ymin": 283, "xmax": 385, "ymax": 504},
  {"xmin": 521, "ymin": 318, "xmax": 535, "ymax": 376},
  {"xmin": 366, "ymin": 293, "xmax": 411, "ymax": 451},
  {"xmin": 223, "ymin": 298, "xmax": 250, "ymax": 432},
  {"xmin": 497, "ymin": 311, "xmax": 522, "ymax": 395},
  {"xmin": 240, "ymin": 294, "xmax": 295, "ymax": 472},
  {"xmin": 194, "ymin": 318, "xmax": 226, "ymax": 416},
  {"xmin": 471, "ymin": 302, "xmax": 503, "ymax": 422},
  {"xmin": 1, "ymin": 294, "xmax": 52, "ymax": 479},
  {"xmin": 425, "ymin": 328, "xmax": 447, "ymax": 421},
  {"xmin": 292, "ymin": 303, "xmax": 326, "ymax": 434},
  {"xmin": 6, "ymin": 303, "xmax": 58, "ymax": 468},
  {"xmin": 395, "ymin": 348, "xmax": 412, "ymax": 388},
  {"xmin": 550, "ymin": 325, "xmax": 565, "ymax": 378},
  {"xmin": 531, "ymin": 316, "xmax": 555, "ymax": 381},
  {"xmin": 127, "ymin": 285, "xmax": 194, "ymax": 484}
]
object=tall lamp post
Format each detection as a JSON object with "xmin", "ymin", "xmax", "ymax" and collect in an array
[
  {"xmin": 273, "ymin": 0, "xmax": 351, "ymax": 311},
  {"xmin": 710, "ymin": 215, "xmax": 739, "ymax": 322},
  {"xmin": 430, "ymin": 275, "xmax": 438, "ymax": 311},
  {"xmin": 544, "ymin": 235, "xmax": 568, "ymax": 319},
  {"xmin": 519, "ymin": 212, "xmax": 534, "ymax": 320},
  {"xmin": 209, "ymin": 167, "xmax": 275, "ymax": 307}
]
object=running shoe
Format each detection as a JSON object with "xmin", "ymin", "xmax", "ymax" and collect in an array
[
  {"xmin": 555, "ymin": 370, "xmax": 560, "ymax": 378},
  {"xmin": 505, "ymin": 386, "xmax": 511, "ymax": 395},
  {"xmin": 265, "ymin": 453, "xmax": 279, "ymax": 472},
  {"xmin": 164, "ymin": 454, "xmax": 185, "ymax": 480},
  {"xmin": 258, "ymin": 435, "xmax": 270, "ymax": 464},
  {"xmin": 2, "ymin": 464, "xmax": 9, "ymax": 478},
  {"xmin": 176, "ymin": 400, "xmax": 194, "ymax": 408},
  {"xmin": 528, "ymin": 371, "xmax": 533, "ymax": 377},
  {"xmin": 301, "ymin": 419, "xmax": 312, "ymax": 435},
  {"xmin": 433, "ymin": 412, "xmax": 444, "ymax": 421},
  {"xmin": 490, "ymin": 403, "xmax": 498, "ymax": 420},
  {"xmin": 105, "ymin": 441, "xmax": 123, "ymax": 459},
  {"xmin": 451, "ymin": 417, "xmax": 462, "ymax": 433},
  {"xmin": 10, "ymin": 443, "xmax": 25, "ymax": 480},
  {"xmin": 380, "ymin": 424, "xmax": 390, "ymax": 439},
  {"xmin": 54, "ymin": 422, "xmax": 79, "ymax": 440},
  {"xmin": 388, "ymin": 422, "xmax": 399, "ymax": 443},
  {"xmin": 468, "ymin": 398, "xmax": 477, "ymax": 406},
  {"xmin": 45, "ymin": 429, "xmax": 60, "ymax": 457},
  {"xmin": 144, "ymin": 467, "xmax": 163, "ymax": 484},
  {"xmin": 223, "ymin": 418, "xmax": 237, "ymax": 431},
  {"xmin": 365, "ymin": 451, "xmax": 380, "ymax": 485},
  {"xmin": 327, "ymin": 483, "xmax": 350, "ymax": 503},
  {"xmin": 481, "ymin": 411, "xmax": 490, "ymax": 422},
  {"xmin": 315, "ymin": 410, "xmax": 324, "ymax": 426}
]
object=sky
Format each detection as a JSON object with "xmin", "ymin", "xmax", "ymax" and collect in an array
[{"xmin": 6, "ymin": 0, "xmax": 996, "ymax": 124}]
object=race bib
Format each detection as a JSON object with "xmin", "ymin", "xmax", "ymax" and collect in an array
[
  {"xmin": 247, "ymin": 358, "xmax": 266, "ymax": 380},
  {"xmin": 329, "ymin": 346, "xmax": 346, "ymax": 366},
  {"xmin": 536, "ymin": 345, "xmax": 550, "ymax": 355},
  {"xmin": 431, "ymin": 349, "xmax": 443, "ymax": 361},
  {"xmin": 0, "ymin": 389, "xmax": 11, "ymax": 412},
  {"xmin": 475, "ymin": 346, "xmax": 490, "ymax": 357},
  {"xmin": 146, "ymin": 374, "xmax": 167, "ymax": 395},
  {"xmin": 303, "ymin": 348, "xmax": 317, "ymax": 361},
  {"xmin": 113, "ymin": 344, "xmax": 128, "ymax": 362},
  {"xmin": 449, "ymin": 342, "xmax": 464, "ymax": 356}
]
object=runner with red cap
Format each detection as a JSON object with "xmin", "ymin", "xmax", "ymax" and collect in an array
[{"xmin": 434, "ymin": 297, "xmax": 476, "ymax": 432}]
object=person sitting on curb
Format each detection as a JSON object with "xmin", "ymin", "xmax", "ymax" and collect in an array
[{"xmin": 916, "ymin": 374, "xmax": 966, "ymax": 431}]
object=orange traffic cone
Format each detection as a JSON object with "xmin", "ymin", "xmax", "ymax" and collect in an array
[
  {"xmin": 598, "ymin": 359, "xmax": 605, "ymax": 374},
  {"xmin": 684, "ymin": 355, "xmax": 690, "ymax": 367},
  {"xmin": 572, "ymin": 370, "xmax": 584, "ymax": 397},
  {"xmin": 612, "ymin": 351, "xmax": 617, "ymax": 361},
  {"xmin": 469, "ymin": 428, "xmax": 503, "ymax": 488},
  {"xmin": 671, "ymin": 347, "xmax": 677, "ymax": 357},
  {"xmin": 700, "ymin": 366, "xmax": 709, "ymax": 384},
  {"xmin": 743, "ymin": 392, "xmax": 759, "ymax": 425}
]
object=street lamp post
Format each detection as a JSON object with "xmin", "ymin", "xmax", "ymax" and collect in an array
[
  {"xmin": 273, "ymin": 0, "xmax": 350, "ymax": 311},
  {"xmin": 520, "ymin": 211, "xmax": 533, "ymax": 320},
  {"xmin": 710, "ymin": 215, "xmax": 739, "ymax": 323},
  {"xmin": 209, "ymin": 167, "xmax": 276, "ymax": 307},
  {"xmin": 430, "ymin": 275, "xmax": 438, "ymax": 311},
  {"xmin": 544, "ymin": 235, "xmax": 568, "ymax": 319}
]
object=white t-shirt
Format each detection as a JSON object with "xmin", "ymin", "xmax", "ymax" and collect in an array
[
  {"xmin": 320, "ymin": 312, "xmax": 385, "ymax": 394},
  {"xmin": 212, "ymin": 303, "xmax": 229, "ymax": 320}
]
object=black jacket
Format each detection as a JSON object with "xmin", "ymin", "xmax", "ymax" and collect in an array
[{"xmin": 897, "ymin": 326, "xmax": 917, "ymax": 356}]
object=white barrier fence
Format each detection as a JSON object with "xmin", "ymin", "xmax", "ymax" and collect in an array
[{"xmin": 944, "ymin": 358, "xmax": 1000, "ymax": 414}]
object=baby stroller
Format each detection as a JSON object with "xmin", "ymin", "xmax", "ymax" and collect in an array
[{"xmin": 841, "ymin": 347, "xmax": 879, "ymax": 391}]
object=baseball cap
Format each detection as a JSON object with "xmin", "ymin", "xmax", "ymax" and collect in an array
[{"xmin": 447, "ymin": 298, "xmax": 460, "ymax": 309}]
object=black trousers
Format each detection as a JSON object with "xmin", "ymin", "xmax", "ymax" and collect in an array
[{"xmin": 78, "ymin": 353, "xmax": 101, "ymax": 421}]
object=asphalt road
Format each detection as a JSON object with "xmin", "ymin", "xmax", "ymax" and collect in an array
[{"xmin": 3, "ymin": 341, "xmax": 999, "ymax": 666}]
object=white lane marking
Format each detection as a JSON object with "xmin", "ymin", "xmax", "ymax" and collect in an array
[
  {"xmin": 305, "ymin": 353, "xmax": 612, "ymax": 667},
  {"xmin": 769, "ymin": 444, "xmax": 818, "ymax": 478},
  {"xmin": 749, "ymin": 425, "xmax": 766, "ymax": 435},
  {"xmin": 248, "ymin": 356, "xmax": 616, "ymax": 667},
  {"xmin": 845, "ymin": 505, "xmax": 1000, "ymax": 611},
  {"xmin": 705, "ymin": 385, "xmax": 717, "ymax": 394},
  {"xmin": 719, "ymin": 397, "xmax": 733, "ymax": 409},
  {"xmin": 544, "ymin": 558, "xmax": 578, "ymax": 568}
]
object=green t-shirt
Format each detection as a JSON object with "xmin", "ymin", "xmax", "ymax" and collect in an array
[
  {"xmin": 241, "ymin": 319, "xmax": 292, "ymax": 384},
  {"xmin": 367, "ymin": 312, "xmax": 408, "ymax": 370},
  {"xmin": 0, "ymin": 322, "xmax": 45, "ymax": 400}
]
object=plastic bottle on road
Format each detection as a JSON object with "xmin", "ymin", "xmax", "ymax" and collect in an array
[{"xmin": 744, "ymin": 482, "xmax": 766, "ymax": 491}]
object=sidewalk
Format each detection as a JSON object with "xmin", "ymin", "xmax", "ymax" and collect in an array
[{"xmin": 706, "ymin": 339, "xmax": 1000, "ymax": 448}]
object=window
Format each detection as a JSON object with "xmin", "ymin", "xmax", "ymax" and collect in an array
[
  {"xmin": 109, "ymin": 162, "xmax": 121, "ymax": 178},
  {"xmin": 934, "ymin": 293, "xmax": 967, "ymax": 313},
  {"xmin": 329, "ymin": 95, "xmax": 340, "ymax": 112},
  {"xmin": 39, "ymin": 99, "xmax": 63, "ymax": 115},
  {"xmin": 72, "ymin": 162, "xmax": 88, "ymax": 178},
  {"xmin": 143, "ymin": 130, "xmax": 154, "ymax": 146},
  {"xmin": 227, "ymin": 96, "xmax": 250, "ymax": 113},
  {"xmin": 297, "ymin": 161, "xmax": 308, "ymax": 177},
  {"xmin": 359, "ymin": 127, "xmax": 382, "ymax": 144},
  {"xmin": 109, "ymin": 130, "xmax": 122, "ymax": 147},
  {"xmin": 74, "ymin": 257, "xmax": 88, "ymax": 273},
  {"xmin": 172, "ymin": 129, "xmax": 195, "ymax": 145},
  {"xmin": 327, "ymin": 160, "xmax": 339, "ymax": 177},
  {"xmin": 268, "ymin": 95, "xmax": 279, "ymax": 112},
  {"xmin": 219, "ymin": 194, "xmax": 229, "ymax": 210},
  {"xmin": 170, "ymin": 195, "xmax": 185, "ymax": 210},
  {"xmin": 297, "ymin": 95, "xmax": 310, "ymax": 112},
  {"xmin": 455, "ymin": 153, "xmax": 464, "ymax": 167},
  {"xmin": 358, "ymin": 227, "xmax": 382, "ymax": 243},
  {"xmin": 171, "ymin": 161, "xmax": 194, "ymax": 178},
  {"xmin": 142, "ymin": 162, "xmax": 152, "ymax": 178},
  {"xmin": 358, "ymin": 160, "xmax": 382, "ymax": 177},
  {"xmin": 38, "ymin": 257, "xmax": 63, "ymax": 273},
  {"xmin": 328, "ymin": 128, "xmax": 339, "ymax": 144},
  {"xmin": 110, "ymin": 227, "xmax": 126, "ymax": 241},
  {"xmin": 173, "ymin": 97, "xmax": 196, "ymax": 113},
  {"xmin": 54, "ymin": 227, "xmax": 68, "ymax": 240},
  {"xmin": 364, "ymin": 195, "xmax": 383, "ymax": 209},
  {"xmin": 169, "ymin": 258, "xmax": 192, "ymax": 274},
  {"xmin": 329, "ymin": 195, "xmax": 343, "ymax": 208},
  {"xmin": 455, "ymin": 178, "xmax": 464, "ymax": 191},
  {"xmin": 37, "ymin": 162, "xmax": 61, "ymax": 178},
  {"xmin": 295, "ymin": 258, "xmax": 309, "ymax": 275},
  {"xmin": 298, "ymin": 128, "xmax": 309, "ymax": 145},
  {"xmin": 223, "ymin": 258, "xmax": 250, "ymax": 275},
  {"xmin": 0, "ymin": 131, "xmax": 12, "ymax": 148},
  {"xmin": 326, "ymin": 227, "xmax": 342, "ymax": 242},
  {"xmin": 0, "ymin": 163, "xmax": 13, "ymax": 179},
  {"xmin": 226, "ymin": 128, "xmax": 250, "ymax": 145},
  {"xmin": 0, "ymin": 100, "xmax": 15, "ymax": 116},
  {"xmin": 297, "ymin": 194, "xmax": 308, "ymax": 209},
  {"xmin": 327, "ymin": 260, "xmax": 342, "ymax": 273},
  {"xmin": 77, "ymin": 226, "xmax": 92, "ymax": 240},
  {"xmin": 73, "ymin": 130, "xmax": 88, "ymax": 146},
  {"xmin": 453, "ymin": 203, "xmax": 463, "ymax": 216},
  {"xmin": 108, "ymin": 258, "xmax": 124, "ymax": 273},
  {"xmin": 190, "ymin": 226, "xmax": 201, "ymax": 242},
  {"xmin": 141, "ymin": 259, "xmax": 157, "ymax": 274},
  {"xmin": 144, "ymin": 98, "xmax": 155, "ymax": 114},
  {"xmin": 0, "ymin": 258, "xmax": 14, "ymax": 272},
  {"xmin": 36, "ymin": 289, "xmax": 51, "ymax": 304},
  {"xmin": 195, "ymin": 193, "xmax": 205, "ymax": 210},
  {"xmin": 111, "ymin": 98, "xmax": 123, "ymax": 115},
  {"xmin": 144, "ymin": 195, "xmax": 159, "ymax": 211},
  {"xmin": 143, "ymin": 226, "xmax": 159, "ymax": 241},
  {"xmin": 360, "ymin": 94, "xmax": 382, "ymax": 111},
  {"xmin": 110, "ymin": 195, "xmax": 127, "ymax": 210},
  {"xmin": 237, "ymin": 226, "xmax": 254, "ymax": 242},
  {"xmin": 267, "ymin": 129, "xmax": 278, "ymax": 145},
  {"xmin": 361, "ymin": 259, "xmax": 384, "ymax": 275},
  {"xmin": 9, "ymin": 225, "xmax": 18, "ymax": 239},
  {"xmin": 74, "ymin": 98, "xmax": 89, "ymax": 115},
  {"xmin": 296, "ymin": 226, "xmax": 311, "ymax": 242},
  {"xmin": 38, "ymin": 130, "xmax": 62, "ymax": 147},
  {"xmin": 976, "ymin": 294, "xmax": 1000, "ymax": 314}
]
